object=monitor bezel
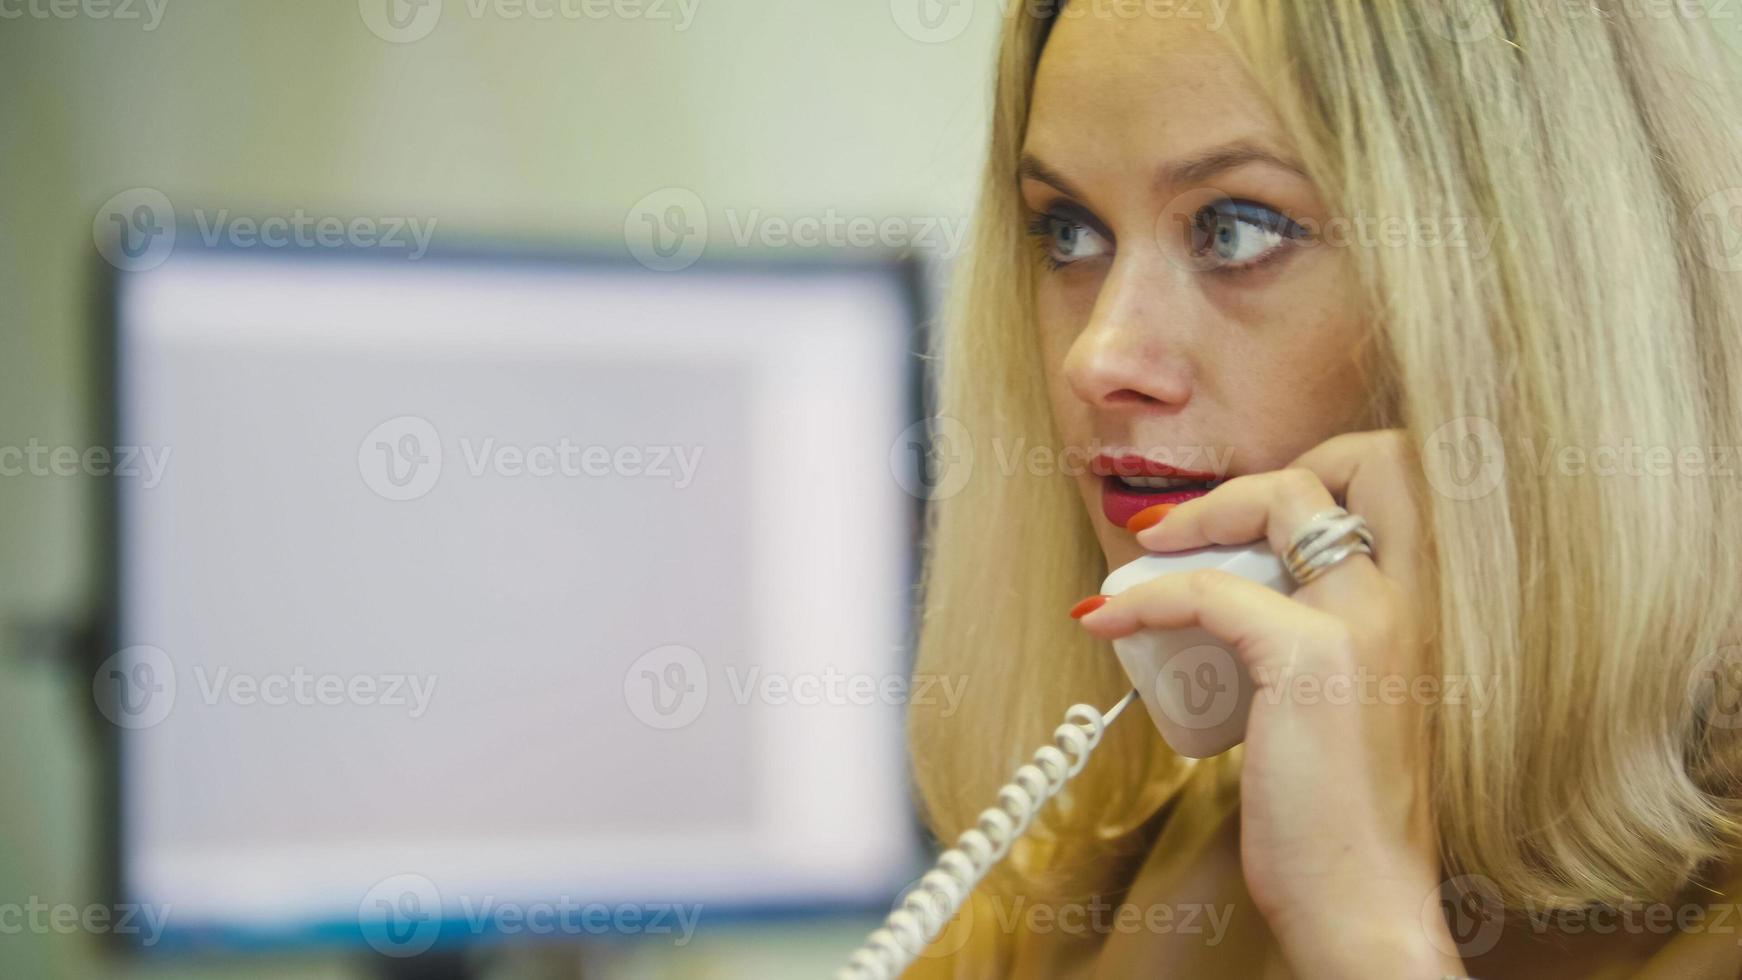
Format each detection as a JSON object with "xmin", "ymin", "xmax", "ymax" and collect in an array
[{"xmin": 90, "ymin": 230, "xmax": 935, "ymax": 956}]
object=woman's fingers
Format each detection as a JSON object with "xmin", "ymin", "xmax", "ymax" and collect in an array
[
  {"xmin": 1132, "ymin": 430, "xmax": 1417, "ymax": 600},
  {"xmin": 1079, "ymin": 430, "xmax": 1444, "ymax": 973},
  {"xmin": 1135, "ymin": 466, "xmax": 1342, "ymax": 556},
  {"xmin": 1287, "ymin": 430, "xmax": 1423, "ymax": 582},
  {"xmin": 1077, "ymin": 567, "xmax": 1350, "ymax": 677}
]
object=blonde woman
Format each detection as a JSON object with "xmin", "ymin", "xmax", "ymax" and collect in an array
[{"xmin": 904, "ymin": 1, "xmax": 1742, "ymax": 977}]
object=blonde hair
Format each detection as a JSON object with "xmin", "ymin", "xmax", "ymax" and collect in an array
[{"xmin": 908, "ymin": 0, "xmax": 1742, "ymax": 960}]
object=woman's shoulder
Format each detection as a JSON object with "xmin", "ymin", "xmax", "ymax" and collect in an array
[
  {"xmin": 904, "ymin": 758, "xmax": 1250, "ymax": 979},
  {"xmin": 1444, "ymin": 855, "xmax": 1742, "ymax": 977},
  {"xmin": 912, "ymin": 760, "xmax": 1742, "ymax": 979},
  {"xmin": 1611, "ymin": 857, "xmax": 1742, "ymax": 980}
]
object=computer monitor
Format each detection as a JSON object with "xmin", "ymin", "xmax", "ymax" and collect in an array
[{"xmin": 95, "ymin": 240, "xmax": 927, "ymax": 958}]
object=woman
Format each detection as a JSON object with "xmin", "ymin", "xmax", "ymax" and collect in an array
[{"xmin": 903, "ymin": 1, "xmax": 1742, "ymax": 976}]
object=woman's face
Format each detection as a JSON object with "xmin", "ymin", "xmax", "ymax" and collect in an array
[{"xmin": 1022, "ymin": 11, "xmax": 1373, "ymax": 569}]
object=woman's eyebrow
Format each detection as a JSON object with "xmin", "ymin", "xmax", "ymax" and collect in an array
[
  {"xmin": 1018, "ymin": 141, "xmax": 1307, "ymax": 200},
  {"xmin": 1017, "ymin": 153, "xmax": 1088, "ymax": 201}
]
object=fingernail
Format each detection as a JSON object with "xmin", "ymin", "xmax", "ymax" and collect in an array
[
  {"xmin": 1124, "ymin": 503, "xmax": 1175, "ymax": 534},
  {"xmin": 1069, "ymin": 595, "xmax": 1109, "ymax": 619}
]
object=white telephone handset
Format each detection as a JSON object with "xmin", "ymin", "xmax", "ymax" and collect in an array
[
  {"xmin": 1102, "ymin": 544, "xmax": 1294, "ymax": 759},
  {"xmin": 836, "ymin": 545, "xmax": 1288, "ymax": 979}
]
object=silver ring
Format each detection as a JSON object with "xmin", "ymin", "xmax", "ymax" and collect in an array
[{"xmin": 1284, "ymin": 506, "xmax": 1375, "ymax": 586}]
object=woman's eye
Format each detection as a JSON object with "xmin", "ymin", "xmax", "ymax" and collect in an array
[
  {"xmin": 1028, "ymin": 214, "xmax": 1109, "ymax": 267},
  {"xmin": 1189, "ymin": 201, "xmax": 1306, "ymax": 270}
]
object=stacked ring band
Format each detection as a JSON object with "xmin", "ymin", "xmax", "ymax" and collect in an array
[{"xmin": 1284, "ymin": 507, "xmax": 1375, "ymax": 586}]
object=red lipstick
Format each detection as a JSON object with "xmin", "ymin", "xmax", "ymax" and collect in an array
[{"xmin": 1093, "ymin": 453, "xmax": 1222, "ymax": 530}]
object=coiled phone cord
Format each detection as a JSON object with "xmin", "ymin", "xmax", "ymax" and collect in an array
[{"xmin": 835, "ymin": 688, "xmax": 1141, "ymax": 980}]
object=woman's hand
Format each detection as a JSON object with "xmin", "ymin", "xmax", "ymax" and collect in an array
[{"xmin": 1073, "ymin": 429, "xmax": 1467, "ymax": 979}]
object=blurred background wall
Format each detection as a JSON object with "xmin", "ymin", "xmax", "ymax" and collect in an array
[{"xmin": 0, "ymin": 1, "xmax": 998, "ymax": 976}]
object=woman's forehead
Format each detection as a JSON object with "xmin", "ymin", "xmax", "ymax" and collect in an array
[{"xmin": 1026, "ymin": 12, "xmax": 1290, "ymax": 189}]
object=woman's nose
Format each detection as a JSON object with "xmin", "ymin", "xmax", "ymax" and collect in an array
[{"xmin": 1062, "ymin": 254, "xmax": 1195, "ymax": 412}]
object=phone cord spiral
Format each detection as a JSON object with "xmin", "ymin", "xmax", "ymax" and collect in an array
[{"xmin": 834, "ymin": 688, "xmax": 1139, "ymax": 980}]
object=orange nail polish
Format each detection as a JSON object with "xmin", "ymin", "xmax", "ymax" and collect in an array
[
  {"xmin": 1124, "ymin": 503, "xmax": 1175, "ymax": 534},
  {"xmin": 1069, "ymin": 595, "xmax": 1109, "ymax": 619}
]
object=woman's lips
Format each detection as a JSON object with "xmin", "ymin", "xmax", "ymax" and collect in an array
[
  {"xmin": 1100, "ymin": 477, "xmax": 1214, "ymax": 530},
  {"xmin": 1093, "ymin": 454, "xmax": 1223, "ymax": 529}
]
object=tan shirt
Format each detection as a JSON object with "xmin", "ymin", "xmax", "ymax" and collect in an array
[{"xmin": 911, "ymin": 755, "xmax": 1742, "ymax": 978}]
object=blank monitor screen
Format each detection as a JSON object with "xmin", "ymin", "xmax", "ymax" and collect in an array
[{"xmin": 104, "ymin": 245, "xmax": 923, "ymax": 946}]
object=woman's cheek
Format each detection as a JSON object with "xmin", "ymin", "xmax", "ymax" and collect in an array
[
  {"xmin": 1215, "ymin": 251, "xmax": 1371, "ymax": 443},
  {"xmin": 1034, "ymin": 283, "xmax": 1092, "ymax": 389}
]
